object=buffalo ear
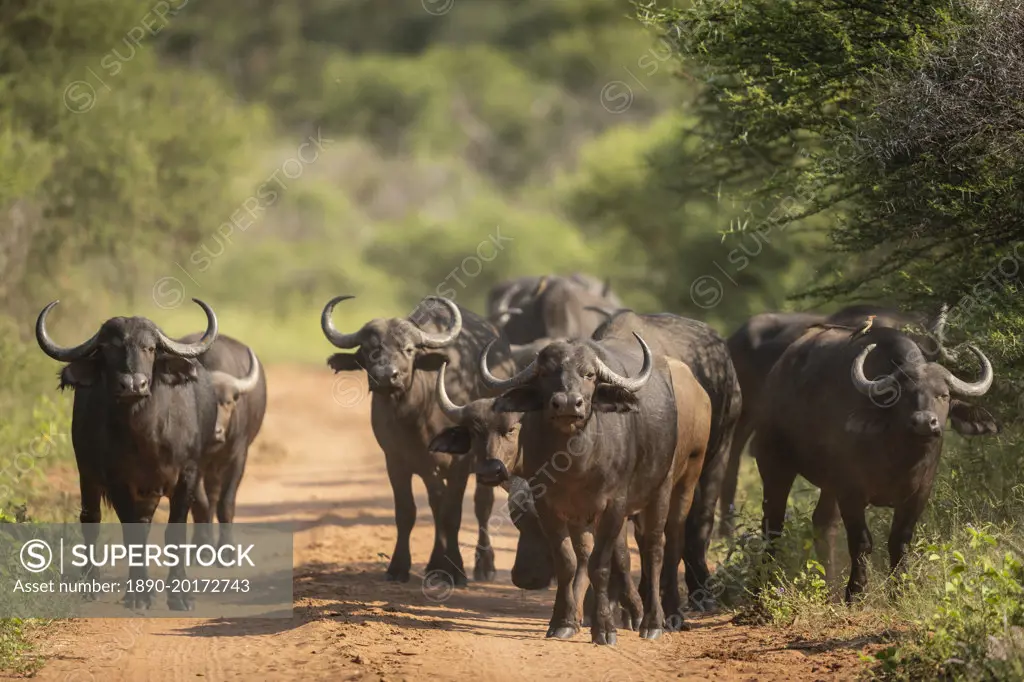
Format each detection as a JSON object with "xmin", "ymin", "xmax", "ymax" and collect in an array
[
  {"xmin": 155, "ymin": 356, "xmax": 200, "ymax": 385},
  {"xmin": 949, "ymin": 400, "xmax": 1000, "ymax": 436},
  {"xmin": 414, "ymin": 350, "xmax": 449, "ymax": 373},
  {"xmin": 428, "ymin": 427, "xmax": 472, "ymax": 455},
  {"xmin": 845, "ymin": 408, "xmax": 888, "ymax": 435},
  {"xmin": 593, "ymin": 385, "xmax": 641, "ymax": 412},
  {"xmin": 59, "ymin": 359, "xmax": 101, "ymax": 390},
  {"xmin": 494, "ymin": 387, "xmax": 544, "ymax": 413},
  {"xmin": 327, "ymin": 353, "xmax": 363, "ymax": 372}
]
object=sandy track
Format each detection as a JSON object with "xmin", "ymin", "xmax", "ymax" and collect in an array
[{"xmin": 10, "ymin": 364, "xmax": 872, "ymax": 681}]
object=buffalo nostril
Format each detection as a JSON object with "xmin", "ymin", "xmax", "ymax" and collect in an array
[
  {"xmin": 573, "ymin": 396, "xmax": 584, "ymax": 409},
  {"xmin": 136, "ymin": 376, "xmax": 149, "ymax": 392},
  {"xmin": 390, "ymin": 369, "xmax": 400, "ymax": 380}
]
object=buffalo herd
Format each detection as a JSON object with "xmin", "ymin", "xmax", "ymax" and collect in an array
[{"xmin": 33, "ymin": 272, "xmax": 999, "ymax": 644}]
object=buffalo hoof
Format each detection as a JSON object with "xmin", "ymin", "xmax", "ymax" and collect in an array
[
  {"xmin": 473, "ymin": 565, "xmax": 497, "ymax": 583},
  {"xmin": 639, "ymin": 627, "xmax": 664, "ymax": 641},
  {"xmin": 473, "ymin": 549, "xmax": 497, "ymax": 583},
  {"xmin": 385, "ymin": 571, "xmax": 410, "ymax": 583},
  {"xmin": 689, "ymin": 594, "xmax": 716, "ymax": 611},
  {"xmin": 123, "ymin": 592, "xmax": 152, "ymax": 610},
  {"xmin": 622, "ymin": 609, "xmax": 644, "ymax": 631},
  {"xmin": 546, "ymin": 626, "xmax": 578, "ymax": 640},
  {"xmin": 167, "ymin": 593, "xmax": 195, "ymax": 612},
  {"xmin": 591, "ymin": 629, "xmax": 617, "ymax": 646},
  {"xmin": 665, "ymin": 613, "xmax": 691, "ymax": 632}
]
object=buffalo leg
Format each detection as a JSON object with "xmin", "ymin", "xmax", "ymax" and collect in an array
[
  {"xmin": 662, "ymin": 482, "xmax": 692, "ymax": 631},
  {"xmin": 385, "ymin": 460, "xmax": 415, "ymax": 582},
  {"xmin": 837, "ymin": 495, "xmax": 872, "ymax": 602},
  {"xmin": 216, "ymin": 448, "xmax": 248, "ymax": 553},
  {"xmin": 685, "ymin": 447, "xmax": 728, "ymax": 610},
  {"xmin": 637, "ymin": 485, "xmax": 671, "ymax": 640},
  {"xmin": 109, "ymin": 486, "xmax": 158, "ymax": 610},
  {"xmin": 613, "ymin": 525, "xmax": 643, "ymax": 630},
  {"xmin": 439, "ymin": 464, "xmax": 469, "ymax": 586},
  {"xmin": 718, "ymin": 414, "xmax": 753, "ymax": 538},
  {"xmin": 473, "ymin": 480, "xmax": 496, "ymax": 582},
  {"xmin": 537, "ymin": 499, "xmax": 579, "ymax": 639},
  {"xmin": 191, "ymin": 476, "xmax": 215, "ymax": 549},
  {"xmin": 572, "ymin": 525, "xmax": 594, "ymax": 626},
  {"xmin": 79, "ymin": 475, "xmax": 103, "ymax": 588},
  {"xmin": 887, "ymin": 496, "xmax": 926, "ymax": 598},
  {"xmin": 811, "ymin": 489, "xmax": 841, "ymax": 590},
  {"xmin": 589, "ymin": 500, "xmax": 626, "ymax": 646},
  {"xmin": 166, "ymin": 462, "xmax": 199, "ymax": 611},
  {"xmin": 584, "ymin": 526, "xmax": 642, "ymax": 630}
]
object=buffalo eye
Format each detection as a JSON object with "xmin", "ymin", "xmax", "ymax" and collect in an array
[
  {"xmin": 404, "ymin": 346, "xmax": 415, "ymax": 355},
  {"xmin": 584, "ymin": 371, "xmax": 596, "ymax": 380}
]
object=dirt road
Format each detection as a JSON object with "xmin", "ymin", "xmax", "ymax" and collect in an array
[{"xmin": 13, "ymin": 365, "xmax": 873, "ymax": 681}]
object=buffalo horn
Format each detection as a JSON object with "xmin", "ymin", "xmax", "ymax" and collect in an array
[
  {"xmin": 414, "ymin": 296, "xmax": 462, "ymax": 348},
  {"xmin": 35, "ymin": 301, "xmax": 101, "ymax": 362},
  {"xmin": 593, "ymin": 332, "xmax": 653, "ymax": 392},
  {"xmin": 850, "ymin": 343, "xmax": 899, "ymax": 398},
  {"xmin": 232, "ymin": 347, "xmax": 261, "ymax": 394},
  {"xmin": 321, "ymin": 295, "xmax": 363, "ymax": 349},
  {"xmin": 480, "ymin": 339, "xmax": 538, "ymax": 389},
  {"xmin": 435, "ymin": 362, "xmax": 466, "ymax": 421},
  {"xmin": 155, "ymin": 299, "xmax": 219, "ymax": 358},
  {"xmin": 938, "ymin": 344, "xmax": 993, "ymax": 397}
]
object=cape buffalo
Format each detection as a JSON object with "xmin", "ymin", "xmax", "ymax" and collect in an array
[
  {"xmin": 321, "ymin": 295, "xmax": 515, "ymax": 586},
  {"xmin": 427, "ymin": 366, "xmax": 644, "ymax": 631},
  {"xmin": 484, "ymin": 311, "xmax": 741, "ymax": 610},
  {"xmin": 487, "ymin": 275, "xmax": 622, "ymax": 343},
  {"xmin": 591, "ymin": 311, "xmax": 741, "ymax": 610},
  {"xmin": 753, "ymin": 326, "xmax": 997, "ymax": 601},
  {"xmin": 719, "ymin": 303, "xmax": 951, "ymax": 538},
  {"xmin": 36, "ymin": 298, "xmax": 219, "ymax": 610},
  {"xmin": 183, "ymin": 334, "xmax": 266, "ymax": 552},
  {"xmin": 479, "ymin": 333, "xmax": 711, "ymax": 644}
]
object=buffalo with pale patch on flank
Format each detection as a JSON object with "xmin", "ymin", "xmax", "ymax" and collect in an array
[{"xmin": 478, "ymin": 329, "xmax": 712, "ymax": 644}]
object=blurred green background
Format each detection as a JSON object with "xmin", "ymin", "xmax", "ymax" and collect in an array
[
  {"xmin": 3, "ymin": 1, "xmax": 1023, "ymax": 676},
  {"xmin": 0, "ymin": 0, "xmax": 821, "ymax": 506}
]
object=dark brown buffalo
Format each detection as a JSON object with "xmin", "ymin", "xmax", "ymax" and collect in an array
[
  {"xmin": 479, "ymin": 332, "xmax": 711, "ymax": 644},
  {"xmin": 427, "ymin": 366, "xmax": 644, "ymax": 631},
  {"xmin": 753, "ymin": 325, "xmax": 997, "ymax": 600},
  {"xmin": 322, "ymin": 295, "xmax": 515, "ymax": 586},
  {"xmin": 36, "ymin": 298, "xmax": 219, "ymax": 611},
  {"xmin": 487, "ymin": 275, "xmax": 622, "ymax": 344},
  {"xmin": 591, "ymin": 311, "xmax": 741, "ymax": 610},
  {"xmin": 182, "ymin": 334, "xmax": 266, "ymax": 551},
  {"xmin": 719, "ymin": 303, "xmax": 951, "ymax": 537}
]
